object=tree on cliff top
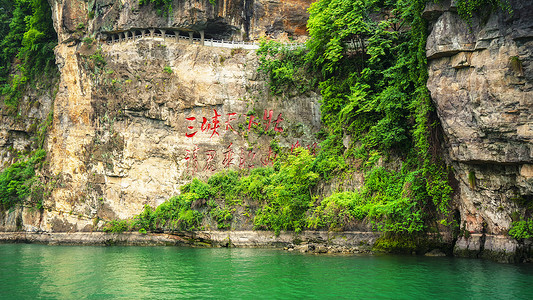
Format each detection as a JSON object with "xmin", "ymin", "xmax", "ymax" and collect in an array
[{"xmin": 0, "ymin": 0, "xmax": 57, "ymax": 111}]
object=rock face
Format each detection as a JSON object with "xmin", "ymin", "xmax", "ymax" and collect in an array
[
  {"xmin": 0, "ymin": 0, "xmax": 320, "ymax": 233},
  {"xmin": 52, "ymin": 0, "xmax": 313, "ymax": 43},
  {"xmin": 2, "ymin": 0, "xmax": 532, "ymax": 262},
  {"xmin": 424, "ymin": 0, "xmax": 533, "ymax": 260}
]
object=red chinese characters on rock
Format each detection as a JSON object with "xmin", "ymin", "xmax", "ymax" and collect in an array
[
  {"xmin": 260, "ymin": 147, "xmax": 277, "ymax": 167},
  {"xmin": 222, "ymin": 143, "xmax": 235, "ymax": 168},
  {"xmin": 225, "ymin": 113, "xmax": 237, "ymax": 133},
  {"xmin": 184, "ymin": 145, "xmax": 199, "ymax": 174},
  {"xmin": 238, "ymin": 147, "xmax": 249, "ymax": 169},
  {"xmin": 185, "ymin": 109, "xmax": 284, "ymax": 138},
  {"xmin": 263, "ymin": 109, "xmax": 273, "ymax": 131},
  {"xmin": 185, "ymin": 117, "xmax": 197, "ymax": 138},
  {"xmin": 247, "ymin": 115, "xmax": 259, "ymax": 131},
  {"xmin": 201, "ymin": 109, "xmax": 221, "ymax": 138},
  {"xmin": 203, "ymin": 149, "xmax": 217, "ymax": 171},
  {"xmin": 291, "ymin": 140, "xmax": 319, "ymax": 155},
  {"xmin": 290, "ymin": 140, "xmax": 301, "ymax": 153},
  {"xmin": 261, "ymin": 110, "xmax": 284, "ymax": 133},
  {"xmin": 184, "ymin": 140, "xmax": 319, "ymax": 174}
]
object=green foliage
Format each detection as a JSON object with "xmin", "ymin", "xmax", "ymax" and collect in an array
[
  {"xmin": 82, "ymin": 37, "xmax": 94, "ymax": 45},
  {"xmin": 306, "ymin": 0, "xmax": 374, "ymax": 77},
  {"xmin": 1, "ymin": 68, "xmax": 27, "ymax": 113},
  {"xmin": 456, "ymin": 0, "xmax": 511, "ymax": 21},
  {"xmin": 468, "ymin": 171, "xmax": 476, "ymax": 189},
  {"xmin": 0, "ymin": 0, "xmax": 57, "ymax": 112},
  {"xmin": 257, "ymin": 40, "xmax": 317, "ymax": 95},
  {"xmin": 210, "ymin": 205, "xmax": 234, "ymax": 229},
  {"xmin": 372, "ymin": 234, "xmax": 418, "ymax": 253},
  {"xmin": 163, "ymin": 66, "xmax": 173, "ymax": 74},
  {"xmin": 207, "ymin": 170, "xmax": 239, "ymax": 202},
  {"xmin": 312, "ymin": 130, "xmax": 347, "ymax": 180},
  {"xmin": 309, "ymin": 166, "xmax": 427, "ymax": 234},
  {"xmin": 181, "ymin": 178, "xmax": 213, "ymax": 199},
  {"xmin": 133, "ymin": 193, "xmax": 204, "ymax": 232},
  {"xmin": 256, "ymin": 0, "xmax": 456, "ymax": 236},
  {"xmin": 253, "ymin": 149, "xmax": 319, "ymax": 234},
  {"xmin": 128, "ymin": 149, "xmax": 320, "ymax": 235},
  {"xmin": 306, "ymin": 0, "xmax": 417, "ymax": 155},
  {"xmin": 509, "ymin": 219, "xmax": 533, "ymax": 240},
  {"xmin": 0, "ymin": 149, "xmax": 46, "ymax": 210},
  {"xmin": 138, "ymin": 0, "xmax": 173, "ymax": 16},
  {"xmin": 103, "ymin": 219, "xmax": 130, "ymax": 233}
]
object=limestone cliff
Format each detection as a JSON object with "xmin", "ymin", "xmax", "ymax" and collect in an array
[
  {"xmin": 424, "ymin": 0, "xmax": 533, "ymax": 259},
  {"xmin": 0, "ymin": 0, "xmax": 319, "ymax": 232},
  {"xmin": 53, "ymin": 0, "xmax": 313, "ymax": 43},
  {"xmin": 1, "ymin": 0, "xmax": 533, "ymax": 262}
]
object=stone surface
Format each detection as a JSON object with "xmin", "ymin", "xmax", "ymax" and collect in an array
[
  {"xmin": 51, "ymin": 0, "xmax": 312, "ymax": 43},
  {"xmin": 2, "ymin": 0, "xmax": 533, "ymax": 263},
  {"xmin": 38, "ymin": 13, "xmax": 321, "ymax": 231},
  {"xmin": 2, "ymin": 0, "xmax": 320, "ymax": 233},
  {"xmin": 0, "ymin": 230, "xmax": 382, "ymax": 248},
  {"xmin": 426, "ymin": 0, "xmax": 533, "ymax": 257}
]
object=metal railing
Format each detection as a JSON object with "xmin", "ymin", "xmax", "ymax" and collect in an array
[
  {"xmin": 104, "ymin": 32, "xmax": 261, "ymax": 50},
  {"xmin": 102, "ymin": 30, "xmax": 363, "ymax": 51}
]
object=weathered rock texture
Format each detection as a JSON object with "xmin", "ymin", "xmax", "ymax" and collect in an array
[
  {"xmin": 0, "ymin": 0, "xmax": 321, "ymax": 233},
  {"xmin": 0, "ymin": 230, "xmax": 381, "ymax": 248},
  {"xmin": 2, "ymin": 0, "xmax": 533, "ymax": 262},
  {"xmin": 0, "ymin": 77, "xmax": 55, "ymax": 173},
  {"xmin": 52, "ymin": 0, "xmax": 312, "ymax": 44},
  {"xmin": 424, "ymin": 0, "xmax": 533, "ymax": 260}
]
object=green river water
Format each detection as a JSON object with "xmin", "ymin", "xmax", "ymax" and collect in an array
[{"xmin": 0, "ymin": 243, "xmax": 532, "ymax": 299}]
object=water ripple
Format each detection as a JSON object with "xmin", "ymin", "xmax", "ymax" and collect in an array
[{"xmin": 1, "ymin": 244, "xmax": 532, "ymax": 299}]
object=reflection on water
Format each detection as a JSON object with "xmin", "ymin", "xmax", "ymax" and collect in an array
[{"xmin": 1, "ymin": 244, "xmax": 532, "ymax": 299}]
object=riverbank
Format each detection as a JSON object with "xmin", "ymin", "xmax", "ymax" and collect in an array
[
  {"xmin": 0, "ymin": 230, "xmax": 381, "ymax": 248},
  {"xmin": 1, "ymin": 230, "xmax": 530, "ymax": 263}
]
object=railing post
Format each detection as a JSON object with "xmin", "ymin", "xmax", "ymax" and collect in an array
[{"xmin": 189, "ymin": 32, "xmax": 193, "ymax": 44}]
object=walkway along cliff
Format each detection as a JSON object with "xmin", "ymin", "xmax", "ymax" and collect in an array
[{"xmin": 0, "ymin": 0, "xmax": 532, "ymax": 262}]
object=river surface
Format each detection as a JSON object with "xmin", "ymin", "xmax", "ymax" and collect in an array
[{"xmin": 1, "ymin": 244, "xmax": 532, "ymax": 299}]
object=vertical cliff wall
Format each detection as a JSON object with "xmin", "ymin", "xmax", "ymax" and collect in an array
[
  {"xmin": 1, "ymin": 0, "xmax": 532, "ymax": 261},
  {"xmin": 0, "ymin": 0, "xmax": 320, "ymax": 232},
  {"xmin": 54, "ymin": 0, "xmax": 313, "ymax": 43},
  {"xmin": 424, "ymin": 0, "xmax": 533, "ymax": 259}
]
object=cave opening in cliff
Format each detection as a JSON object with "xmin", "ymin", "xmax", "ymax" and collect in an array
[{"xmin": 203, "ymin": 18, "xmax": 237, "ymax": 40}]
